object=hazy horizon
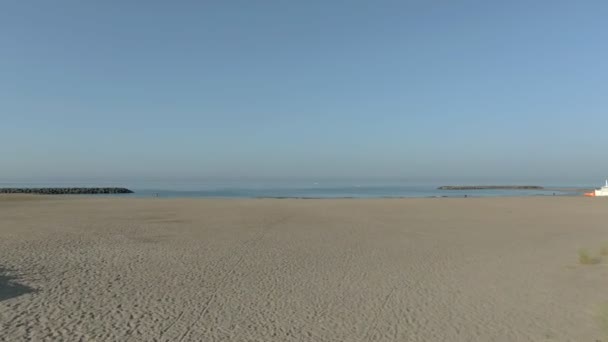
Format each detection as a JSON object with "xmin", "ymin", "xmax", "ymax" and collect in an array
[
  {"xmin": 2, "ymin": 1, "xmax": 607, "ymax": 183},
  {"xmin": 0, "ymin": 177, "xmax": 603, "ymax": 188}
]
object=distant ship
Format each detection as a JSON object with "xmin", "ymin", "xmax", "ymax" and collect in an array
[{"xmin": 584, "ymin": 180, "xmax": 608, "ymax": 197}]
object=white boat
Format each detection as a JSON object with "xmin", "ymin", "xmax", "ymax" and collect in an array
[
  {"xmin": 596, "ymin": 180, "xmax": 608, "ymax": 196},
  {"xmin": 585, "ymin": 180, "xmax": 608, "ymax": 197}
]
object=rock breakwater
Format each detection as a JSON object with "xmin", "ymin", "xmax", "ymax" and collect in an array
[
  {"xmin": 438, "ymin": 185, "xmax": 544, "ymax": 190},
  {"xmin": 0, "ymin": 188, "xmax": 134, "ymax": 195}
]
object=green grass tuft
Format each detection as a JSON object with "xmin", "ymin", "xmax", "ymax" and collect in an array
[{"xmin": 579, "ymin": 249, "xmax": 601, "ymax": 265}]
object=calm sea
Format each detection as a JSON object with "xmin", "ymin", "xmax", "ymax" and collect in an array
[{"xmin": 0, "ymin": 181, "xmax": 591, "ymax": 198}]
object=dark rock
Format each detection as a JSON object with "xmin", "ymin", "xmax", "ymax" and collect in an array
[
  {"xmin": 437, "ymin": 185, "xmax": 544, "ymax": 190},
  {"xmin": 0, "ymin": 188, "xmax": 134, "ymax": 195}
]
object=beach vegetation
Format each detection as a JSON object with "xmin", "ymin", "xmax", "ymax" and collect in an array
[{"xmin": 578, "ymin": 249, "xmax": 601, "ymax": 265}]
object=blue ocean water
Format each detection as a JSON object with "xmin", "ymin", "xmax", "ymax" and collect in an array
[{"xmin": 0, "ymin": 181, "xmax": 590, "ymax": 198}]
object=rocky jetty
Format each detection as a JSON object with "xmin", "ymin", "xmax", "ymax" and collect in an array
[
  {"xmin": 438, "ymin": 185, "xmax": 544, "ymax": 190},
  {"xmin": 0, "ymin": 188, "xmax": 134, "ymax": 195}
]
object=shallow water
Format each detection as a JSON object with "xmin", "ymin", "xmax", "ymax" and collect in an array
[{"xmin": 0, "ymin": 181, "xmax": 589, "ymax": 198}]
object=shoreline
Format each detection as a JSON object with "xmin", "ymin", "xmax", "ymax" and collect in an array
[
  {"xmin": 0, "ymin": 184, "xmax": 593, "ymax": 199},
  {"xmin": 0, "ymin": 192, "xmax": 583, "ymax": 200}
]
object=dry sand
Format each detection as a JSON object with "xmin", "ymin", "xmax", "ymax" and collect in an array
[{"xmin": 1, "ymin": 196, "xmax": 608, "ymax": 341}]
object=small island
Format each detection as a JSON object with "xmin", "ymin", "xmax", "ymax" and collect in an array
[
  {"xmin": 0, "ymin": 188, "xmax": 134, "ymax": 195},
  {"xmin": 438, "ymin": 185, "xmax": 544, "ymax": 190}
]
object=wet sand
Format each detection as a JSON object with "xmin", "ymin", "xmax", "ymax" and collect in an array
[{"xmin": 1, "ymin": 196, "xmax": 608, "ymax": 341}]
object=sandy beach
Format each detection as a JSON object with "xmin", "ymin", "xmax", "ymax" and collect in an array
[{"xmin": 1, "ymin": 196, "xmax": 608, "ymax": 341}]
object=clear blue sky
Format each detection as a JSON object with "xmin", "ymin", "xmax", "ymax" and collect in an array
[{"xmin": 2, "ymin": 1, "xmax": 607, "ymax": 183}]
